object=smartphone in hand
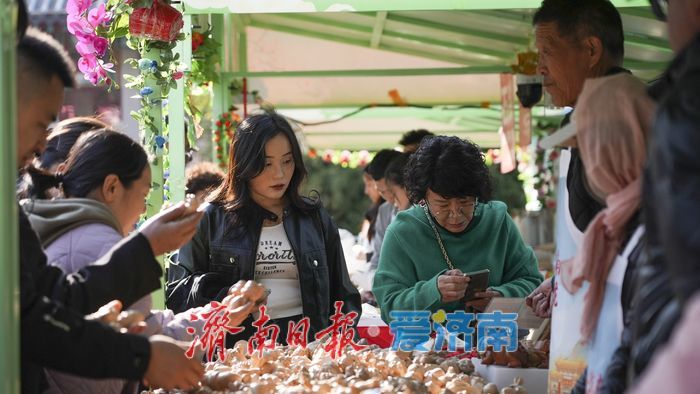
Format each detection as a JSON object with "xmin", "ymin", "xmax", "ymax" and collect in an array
[{"xmin": 461, "ymin": 269, "xmax": 490, "ymax": 302}]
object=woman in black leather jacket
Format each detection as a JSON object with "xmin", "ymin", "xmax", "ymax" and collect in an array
[{"xmin": 166, "ymin": 112, "xmax": 361, "ymax": 344}]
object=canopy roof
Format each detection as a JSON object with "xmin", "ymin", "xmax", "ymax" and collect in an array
[{"xmin": 181, "ymin": 1, "xmax": 671, "ymax": 149}]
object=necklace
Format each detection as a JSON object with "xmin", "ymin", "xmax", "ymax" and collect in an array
[
  {"xmin": 263, "ymin": 211, "xmax": 283, "ymax": 226},
  {"xmin": 261, "ymin": 207, "xmax": 286, "ymax": 227},
  {"xmin": 421, "ymin": 201, "xmax": 455, "ymax": 270}
]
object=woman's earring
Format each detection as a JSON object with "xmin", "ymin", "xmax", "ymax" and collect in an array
[{"xmin": 419, "ymin": 199, "xmax": 427, "ymax": 208}]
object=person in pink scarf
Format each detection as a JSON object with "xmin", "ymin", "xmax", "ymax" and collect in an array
[{"xmin": 556, "ymin": 73, "xmax": 656, "ymax": 393}]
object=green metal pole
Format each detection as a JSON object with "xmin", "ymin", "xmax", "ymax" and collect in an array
[
  {"xmin": 168, "ymin": 13, "xmax": 190, "ymax": 204},
  {"xmin": 0, "ymin": 0, "xmax": 20, "ymax": 392},
  {"xmin": 142, "ymin": 46, "xmax": 165, "ymax": 308},
  {"xmin": 142, "ymin": 48, "xmax": 165, "ymax": 217},
  {"xmin": 224, "ymin": 66, "xmax": 511, "ymax": 78},
  {"xmin": 211, "ymin": 13, "xmax": 226, "ymax": 163},
  {"xmin": 239, "ymin": 29, "xmax": 247, "ymax": 74},
  {"xmin": 182, "ymin": 0, "xmax": 650, "ymax": 14},
  {"xmin": 162, "ymin": 10, "xmax": 189, "ymax": 299}
]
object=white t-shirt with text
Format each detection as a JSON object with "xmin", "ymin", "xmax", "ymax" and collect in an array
[{"xmin": 255, "ymin": 223, "xmax": 303, "ymax": 319}]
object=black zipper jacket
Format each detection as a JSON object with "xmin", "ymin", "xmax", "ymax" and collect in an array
[
  {"xmin": 600, "ymin": 33, "xmax": 700, "ymax": 392},
  {"xmin": 19, "ymin": 207, "xmax": 160, "ymax": 393},
  {"xmin": 165, "ymin": 202, "xmax": 361, "ymax": 339}
]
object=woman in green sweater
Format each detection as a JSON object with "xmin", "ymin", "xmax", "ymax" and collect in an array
[{"xmin": 373, "ymin": 136, "xmax": 542, "ymax": 322}]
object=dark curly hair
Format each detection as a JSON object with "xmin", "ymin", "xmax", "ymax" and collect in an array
[
  {"xmin": 185, "ymin": 161, "xmax": 224, "ymax": 196},
  {"xmin": 399, "ymin": 129, "xmax": 434, "ymax": 149},
  {"xmin": 404, "ymin": 136, "xmax": 492, "ymax": 203}
]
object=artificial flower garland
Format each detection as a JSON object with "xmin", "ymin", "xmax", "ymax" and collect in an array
[
  {"xmin": 213, "ymin": 107, "xmax": 241, "ymax": 169},
  {"xmin": 310, "ymin": 149, "xmax": 373, "ymax": 169}
]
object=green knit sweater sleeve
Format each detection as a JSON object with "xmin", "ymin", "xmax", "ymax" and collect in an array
[
  {"xmin": 373, "ymin": 226, "xmax": 445, "ymax": 323},
  {"xmin": 488, "ymin": 213, "xmax": 543, "ymax": 297}
]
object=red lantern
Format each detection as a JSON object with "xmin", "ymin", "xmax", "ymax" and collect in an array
[{"xmin": 129, "ymin": 1, "xmax": 184, "ymax": 42}]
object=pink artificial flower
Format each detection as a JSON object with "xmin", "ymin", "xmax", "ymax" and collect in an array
[
  {"xmin": 68, "ymin": 18, "xmax": 93, "ymax": 37},
  {"xmin": 172, "ymin": 71, "xmax": 184, "ymax": 80},
  {"xmin": 77, "ymin": 55, "xmax": 97, "ymax": 74},
  {"xmin": 66, "ymin": 13, "xmax": 80, "ymax": 34},
  {"xmin": 75, "ymin": 40, "xmax": 95, "ymax": 57},
  {"xmin": 100, "ymin": 61, "xmax": 115, "ymax": 74},
  {"xmin": 96, "ymin": 66, "xmax": 108, "ymax": 79},
  {"xmin": 74, "ymin": 30, "xmax": 93, "ymax": 44},
  {"xmin": 84, "ymin": 63, "xmax": 109, "ymax": 86},
  {"xmin": 92, "ymin": 36, "xmax": 108, "ymax": 57},
  {"xmin": 87, "ymin": 3, "xmax": 111, "ymax": 28},
  {"xmin": 84, "ymin": 69, "xmax": 99, "ymax": 85},
  {"xmin": 66, "ymin": 0, "xmax": 91, "ymax": 16}
]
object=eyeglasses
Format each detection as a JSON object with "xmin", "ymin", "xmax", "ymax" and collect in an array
[
  {"xmin": 427, "ymin": 198, "xmax": 479, "ymax": 220},
  {"xmin": 650, "ymin": 0, "xmax": 668, "ymax": 21}
]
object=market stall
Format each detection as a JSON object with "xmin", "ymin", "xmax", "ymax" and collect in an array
[
  {"xmin": 0, "ymin": 0, "xmax": 674, "ymax": 392},
  {"xmin": 164, "ymin": 2, "xmax": 668, "ymax": 393}
]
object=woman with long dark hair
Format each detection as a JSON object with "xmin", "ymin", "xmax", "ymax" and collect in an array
[{"xmin": 166, "ymin": 112, "xmax": 361, "ymax": 343}]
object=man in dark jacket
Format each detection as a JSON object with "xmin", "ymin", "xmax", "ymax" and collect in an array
[
  {"xmin": 602, "ymin": 0, "xmax": 700, "ymax": 391},
  {"xmin": 16, "ymin": 28, "xmax": 204, "ymax": 392},
  {"xmin": 645, "ymin": 0, "xmax": 700, "ymax": 318}
]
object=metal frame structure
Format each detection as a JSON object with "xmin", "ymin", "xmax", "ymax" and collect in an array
[
  {"xmin": 0, "ymin": 1, "xmax": 19, "ymax": 392},
  {"xmin": 172, "ymin": 0, "xmax": 670, "ymax": 151},
  {"xmin": 160, "ymin": 0, "xmax": 671, "ymax": 194},
  {"xmin": 0, "ymin": 0, "xmax": 671, "ymax": 391}
]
